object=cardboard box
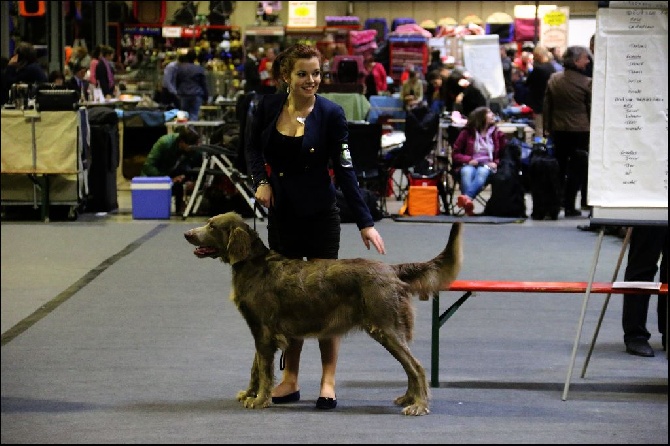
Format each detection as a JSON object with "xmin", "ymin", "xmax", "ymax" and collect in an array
[{"xmin": 131, "ymin": 176, "xmax": 172, "ymax": 219}]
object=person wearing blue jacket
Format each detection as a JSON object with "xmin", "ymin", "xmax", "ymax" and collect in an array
[
  {"xmin": 175, "ymin": 50, "xmax": 208, "ymax": 121},
  {"xmin": 3, "ymin": 41, "xmax": 47, "ymax": 97},
  {"xmin": 246, "ymin": 44, "xmax": 386, "ymax": 410}
]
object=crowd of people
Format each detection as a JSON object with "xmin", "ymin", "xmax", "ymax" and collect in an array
[{"xmin": 2, "ymin": 33, "xmax": 664, "ymax": 368}]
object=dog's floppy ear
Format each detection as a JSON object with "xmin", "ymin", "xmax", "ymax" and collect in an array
[{"xmin": 227, "ymin": 226, "xmax": 251, "ymax": 265}]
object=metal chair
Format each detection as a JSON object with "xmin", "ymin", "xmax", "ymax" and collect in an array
[
  {"xmin": 347, "ymin": 121, "xmax": 387, "ymax": 214},
  {"xmin": 381, "ymin": 106, "xmax": 441, "ymax": 202}
]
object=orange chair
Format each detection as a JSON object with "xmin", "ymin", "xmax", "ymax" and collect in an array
[{"xmin": 18, "ymin": 1, "xmax": 46, "ymax": 17}]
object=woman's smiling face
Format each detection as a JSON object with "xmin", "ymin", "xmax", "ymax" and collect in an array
[{"xmin": 286, "ymin": 57, "xmax": 321, "ymax": 97}]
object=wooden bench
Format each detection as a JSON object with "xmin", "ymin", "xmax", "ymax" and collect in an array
[{"xmin": 431, "ymin": 280, "xmax": 669, "ymax": 395}]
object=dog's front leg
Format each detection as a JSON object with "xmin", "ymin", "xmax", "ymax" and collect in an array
[
  {"xmin": 237, "ymin": 352, "xmax": 261, "ymax": 403},
  {"xmin": 241, "ymin": 343, "xmax": 275, "ymax": 409}
]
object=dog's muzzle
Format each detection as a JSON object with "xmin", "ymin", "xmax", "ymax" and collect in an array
[{"xmin": 184, "ymin": 231, "xmax": 221, "ymax": 258}]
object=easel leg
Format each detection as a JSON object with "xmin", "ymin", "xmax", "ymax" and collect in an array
[
  {"xmin": 562, "ymin": 228, "xmax": 605, "ymax": 401},
  {"xmin": 581, "ymin": 227, "xmax": 633, "ymax": 378},
  {"xmin": 182, "ymin": 155, "xmax": 208, "ymax": 219}
]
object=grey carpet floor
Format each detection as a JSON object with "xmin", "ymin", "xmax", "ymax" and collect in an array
[{"xmin": 1, "ymin": 218, "xmax": 667, "ymax": 444}]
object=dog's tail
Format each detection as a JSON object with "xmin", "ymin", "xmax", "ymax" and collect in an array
[{"xmin": 393, "ymin": 222, "xmax": 463, "ymax": 301}]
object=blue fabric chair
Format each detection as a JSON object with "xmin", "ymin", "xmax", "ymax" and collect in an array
[{"xmin": 367, "ymin": 95, "xmax": 405, "ymax": 126}]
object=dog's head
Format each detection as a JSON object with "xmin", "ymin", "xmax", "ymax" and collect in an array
[{"xmin": 184, "ymin": 212, "xmax": 268, "ymax": 265}]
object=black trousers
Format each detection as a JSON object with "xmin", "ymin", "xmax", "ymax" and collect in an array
[
  {"xmin": 267, "ymin": 204, "xmax": 341, "ymax": 260},
  {"xmin": 160, "ymin": 87, "xmax": 180, "ymax": 109},
  {"xmin": 622, "ymin": 226, "xmax": 668, "ymax": 342},
  {"xmin": 550, "ymin": 131, "xmax": 590, "ymax": 211}
]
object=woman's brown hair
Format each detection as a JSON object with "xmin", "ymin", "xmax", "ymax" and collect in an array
[
  {"xmin": 272, "ymin": 44, "xmax": 322, "ymax": 92},
  {"xmin": 175, "ymin": 126, "xmax": 201, "ymax": 145},
  {"xmin": 466, "ymin": 106, "xmax": 491, "ymax": 133},
  {"xmin": 15, "ymin": 42, "xmax": 38, "ymax": 70}
]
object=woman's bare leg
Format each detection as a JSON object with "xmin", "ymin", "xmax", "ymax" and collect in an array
[
  {"xmin": 271, "ymin": 338, "xmax": 303, "ymax": 397},
  {"xmin": 318, "ymin": 337, "xmax": 340, "ymax": 399}
]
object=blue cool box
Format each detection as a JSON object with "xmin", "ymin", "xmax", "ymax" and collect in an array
[{"xmin": 131, "ymin": 176, "xmax": 172, "ymax": 219}]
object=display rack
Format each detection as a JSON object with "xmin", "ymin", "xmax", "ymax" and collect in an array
[
  {"xmin": 243, "ymin": 25, "xmax": 285, "ymax": 49},
  {"xmin": 388, "ymin": 34, "xmax": 429, "ymax": 82},
  {"xmin": 116, "ymin": 58, "xmax": 159, "ymax": 97},
  {"xmin": 283, "ymin": 25, "xmax": 359, "ymax": 54},
  {"xmin": 109, "ymin": 23, "xmax": 243, "ymax": 99}
]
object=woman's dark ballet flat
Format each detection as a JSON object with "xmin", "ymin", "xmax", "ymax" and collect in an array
[
  {"xmin": 271, "ymin": 390, "xmax": 300, "ymax": 404},
  {"xmin": 315, "ymin": 396, "xmax": 337, "ymax": 410}
]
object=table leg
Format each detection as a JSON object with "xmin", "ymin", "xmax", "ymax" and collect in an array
[{"xmin": 41, "ymin": 175, "xmax": 50, "ymax": 223}]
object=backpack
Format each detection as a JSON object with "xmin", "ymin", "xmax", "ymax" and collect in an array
[
  {"xmin": 528, "ymin": 141, "xmax": 561, "ymax": 220},
  {"xmin": 484, "ymin": 143, "xmax": 527, "ymax": 218}
]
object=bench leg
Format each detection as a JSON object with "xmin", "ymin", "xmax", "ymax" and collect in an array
[
  {"xmin": 431, "ymin": 292, "xmax": 440, "ymax": 388},
  {"xmin": 431, "ymin": 290, "xmax": 474, "ymax": 388}
]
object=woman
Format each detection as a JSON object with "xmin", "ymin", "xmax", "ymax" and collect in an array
[
  {"xmin": 258, "ymin": 46, "xmax": 277, "ymax": 94},
  {"xmin": 95, "ymin": 45, "xmax": 116, "ymax": 98},
  {"xmin": 525, "ymin": 45, "xmax": 556, "ymax": 136},
  {"xmin": 246, "ymin": 44, "xmax": 386, "ymax": 410},
  {"xmin": 363, "ymin": 50, "xmax": 387, "ymax": 99},
  {"xmin": 543, "ymin": 45, "xmax": 592, "ymax": 217},
  {"xmin": 452, "ymin": 106, "xmax": 507, "ymax": 216},
  {"xmin": 88, "ymin": 45, "xmax": 101, "ymax": 88},
  {"xmin": 3, "ymin": 41, "xmax": 48, "ymax": 87},
  {"xmin": 400, "ymin": 69, "xmax": 424, "ymax": 110},
  {"xmin": 68, "ymin": 45, "xmax": 91, "ymax": 80},
  {"xmin": 425, "ymin": 69, "xmax": 449, "ymax": 113}
]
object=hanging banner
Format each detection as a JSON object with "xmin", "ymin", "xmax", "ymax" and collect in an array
[
  {"xmin": 288, "ymin": 1, "xmax": 317, "ymax": 28},
  {"xmin": 541, "ymin": 7, "xmax": 570, "ymax": 56},
  {"xmin": 588, "ymin": 2, "xmax": 668, "ymax": 222},
  {"xmin": 462, "ymin": 35, "xmax": 507, "ymax": 98}
]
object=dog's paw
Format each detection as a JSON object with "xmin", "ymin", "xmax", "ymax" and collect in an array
[
  {"xmin": 236, "ymin": 389, "xmax": 256, "ymax": 402},
  {"xmin": 242, "ymin": 396, "xmax": 271, "ymax": 409},
  {"xmin": 401, "ymin": 403, "xmax": 430, "ymax": 416},
  {"xmin": 393, "ymin": 394, "xmax": 414, "ymax": 406}
]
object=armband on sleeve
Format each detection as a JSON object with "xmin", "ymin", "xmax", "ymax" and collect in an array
[{"xmin": 340, "ymin": 143, "xmax": 353, "ymax": 169}]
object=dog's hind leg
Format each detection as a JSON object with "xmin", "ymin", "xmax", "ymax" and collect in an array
[
  {"xmin": 237, "ymin": 352, "xmax": 261, "ymax": 403},
  {"xmin": 366, "ymin": 327, "xmax": 430, "ymax": 416}
]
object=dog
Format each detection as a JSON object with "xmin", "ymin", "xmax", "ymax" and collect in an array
[{"xmin": 184, "ymin": 212, "xmax": 463, "ymax": 416}]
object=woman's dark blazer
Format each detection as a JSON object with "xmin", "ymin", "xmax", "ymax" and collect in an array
[
  {"xmin": 95, "ymin": 57, "xmax": 115, "ymax": 96},
  {"xmin": 246, "ymin": 93, "xmax": 374, "ymax": 230}
]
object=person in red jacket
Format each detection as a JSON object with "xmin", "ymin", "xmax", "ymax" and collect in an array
[
  {"xmin": 363, "ymin": 50, "xmax": 387, "ymax": 99},
  {"xmin": 258, "ymin": 46, "xmax": 277, "ymax": 94},
  {"xmin": 452, "ymin": 106, "xmax": 507, "ymax": 215}
]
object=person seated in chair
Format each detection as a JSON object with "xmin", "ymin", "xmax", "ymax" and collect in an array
[
  {"xmin": 452, "ymin": 107, "xmax": 507, "ymax": 216},
  {"xmin": 140, "ymin": 126, "xmax": 201, "ymax": 214},
  {"xmin": 400, "ymin": 69, "xmax": 424, "ymax": 110},
  {"xmin": 65, "ymin": 60, "xmax": 90, "ymax": 101},
  {"xmin": 425, "ymin": 69, "xmax": 449, "ymax": 113},
  {"xmin": 363, "ymin": 50, "xmax": 387, "ymax": 100}
]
